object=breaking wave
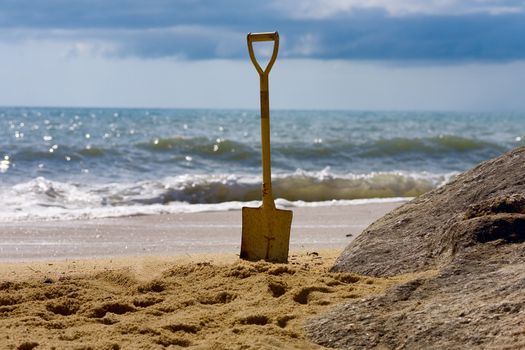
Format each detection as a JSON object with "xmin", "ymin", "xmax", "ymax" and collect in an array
[{"xmin": 0, "ymin": 170, "xmax": 453, "ymax": 221}]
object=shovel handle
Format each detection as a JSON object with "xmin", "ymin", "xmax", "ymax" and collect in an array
[
  {"xmin": 247, "ymin": 31, "xmax": 279, "ymax": 210},
  {"xmin": 247, "ymin": 32, "xmax": 279, "ymax": 77}
]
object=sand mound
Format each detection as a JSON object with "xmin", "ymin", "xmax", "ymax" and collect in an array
[
  {"xmin": 0, "ymin": 250, "xmax": 420, "ymax": 349},
  {"xmin": 307, "ymin": 147, "xmax": 525, "ymax": 349}
]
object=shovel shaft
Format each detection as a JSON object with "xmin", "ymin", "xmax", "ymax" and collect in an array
[
  {"xmin": 260, "ymin": 78, "xmax": 274, "ymax": 209},
  {"xmin": 247, "ymin": 32, "xmax": 279, "ymax": 210}
]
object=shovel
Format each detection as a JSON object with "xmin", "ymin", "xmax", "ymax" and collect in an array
[{"xmin": 241, "ymin": 31, "xmax": 293, "ymax": 263}]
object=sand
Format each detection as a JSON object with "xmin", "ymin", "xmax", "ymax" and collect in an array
[
  {"xmin": 0, "ymin": 249, "xmax": 430, "ymax": 350},
  {"xmin": 0, "ymin": 202, "xmax": 412, "ymax": 349},
  {"xmin": 0, "ymin": 202, "xmax": 404, "ymax": 261}
]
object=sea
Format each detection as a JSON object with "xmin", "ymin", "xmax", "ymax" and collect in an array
[{"xmin": 0, "ymin": 107, "xmax": 523, "ymax": 221}]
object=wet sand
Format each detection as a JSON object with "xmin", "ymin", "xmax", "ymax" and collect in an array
[{"xmin": 0, "ymin": 202, "xmax": 404, "ymax": 261}]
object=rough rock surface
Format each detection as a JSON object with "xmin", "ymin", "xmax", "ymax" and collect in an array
[
  {"xmin": 332, "ymin": 147, "xmax": 525, "ymax": 277},
  {"xmin": 307, "ymin": 147, "xmax": 525, "ymax": 349}
]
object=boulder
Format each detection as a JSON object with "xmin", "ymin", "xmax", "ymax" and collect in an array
[
  {"xmin": 332, "ymin": 147, "xmax": 525, "ymax": 277},
  {"xmin": 307, "ymin": 147, "xmax": 525, "ymax": 349}
]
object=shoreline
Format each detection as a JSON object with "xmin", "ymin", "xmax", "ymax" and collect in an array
[{"xmin": 0, "ymin": 202, "xmax": 404, "ymax": 262}]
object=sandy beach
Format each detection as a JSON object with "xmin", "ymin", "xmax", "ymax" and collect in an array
[
  {"xmin": 0, "ymin": 202, "xmax": 416, "ymax": 349},
  {"xmin": 0, "ymin": 248, "xmax": 432, "ymax": 350}
]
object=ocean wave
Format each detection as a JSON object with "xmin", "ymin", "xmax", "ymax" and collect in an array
[
  {"xmin": 359, "ymin": 135, "xmax": 503, "ymax": 157},
  {"xmin": 136, "ymin": 137, "xmax": 256, "ymax": 160},
  {"xmin": 138, "ymin": 135, "xmax": 502, "ymax": 159},
  {"xmin": 0, "ymin": 171, "xmax": 453, "ymax": 221},
  {"xmin": 267, "ymin": 135, "xmax": 503, "ymax": 162},
  {"xmin": 4, "ymin": 135, "xmax": 505, "ymax": 167},
  {"xmin": 11, "ymin": 145, "xmax": 114, "ymax": 161}
]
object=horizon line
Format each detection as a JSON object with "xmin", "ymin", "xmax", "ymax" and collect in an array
[{"xmin": 1, "ymin": 104, "xmax": 524, "ymax": 114}]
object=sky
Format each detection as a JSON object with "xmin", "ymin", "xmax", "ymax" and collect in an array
[{"xmin": 0, "ymin": 0, "xmax": 524, "ymax": 111}]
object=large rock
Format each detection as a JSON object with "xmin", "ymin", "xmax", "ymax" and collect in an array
[
  {"xmin": 307, "ymin": 147, "xmax": 525, "ymax": 349},
  {"xmin": 332, "ymin": 147, "xmax": 525, "ymax": 277}
]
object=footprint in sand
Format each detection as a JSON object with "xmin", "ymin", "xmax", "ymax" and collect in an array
[
  {"xmin": 156, "ymin": 335, "xmax": 191, "ymax": 347},
  {"xmin": 46, "ymin": 298, "xmax": 80, "ymax": 316},
  {"xmin": 16, "ymin": 342, "xmax": 39, "ymax": 350},
  {"xmin": 267, "ymin": 279, "xmax": 288, "ymax": 297},
  {"xmin": 293, "ymin": 286, "xmax": 332, "ymax": 305},
  {"xmin": 137, "ymin": 280, "xmax": 166, "ymax": 293},
  {"xmin": 163, "ymin": 323, "xmax": 201, "ymax": 334},
  {"xmin": 199, "ymin": 291, "xmax": 237, "ymax": 305},
  {"xmin": 238, "ymin": 315, "xmax": 270, "ymax": 325},
  {"xmin": 276, "ymin": 315, "xmax": 295, "ymax": 328},
  {"xmin": 85, "ymin": 302, "xmax": 136, "ymax": 318},
  {"xmin": 132, "ymin": 295, "xmax": 164, "ymax": 308}
]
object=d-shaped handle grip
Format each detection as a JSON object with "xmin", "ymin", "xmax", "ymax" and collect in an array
[{"xmin": 247, "ymin": 32, "xmax": 279, "ymax": 76}]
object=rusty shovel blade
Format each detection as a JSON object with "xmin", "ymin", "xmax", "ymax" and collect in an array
[{"xmin": 241, "ymin": 206, "xmax": 293, "ymax": 263}]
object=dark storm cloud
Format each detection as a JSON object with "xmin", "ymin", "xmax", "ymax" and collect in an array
[{"xmin": 0, "ymin": 0, "xmax": 524, "ymax": 61}]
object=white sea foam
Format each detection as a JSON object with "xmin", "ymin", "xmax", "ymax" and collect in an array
[
  {"xmin": 0, "ymin": 196, "xmax": 411, "ymax": 222},
  {"xmin": 0, "ymin": 170, "xmax": 454, "ymax": 222}
]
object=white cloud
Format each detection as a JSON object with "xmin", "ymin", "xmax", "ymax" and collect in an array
[
  {"xmin": 286, "ymin": 34, "xmax": 322, "ymax": 57},
  {"xmin": 67, "ymin": 42, "xmax": 118, "ymax": 58},
  {"xmin": 272, "ymin": 0, "xmax": 525, "ymax": 18}
]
